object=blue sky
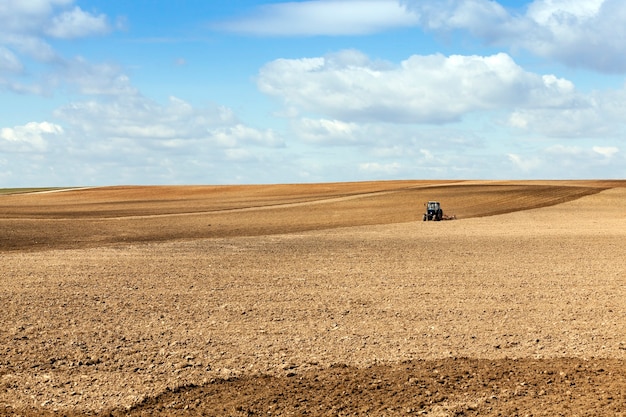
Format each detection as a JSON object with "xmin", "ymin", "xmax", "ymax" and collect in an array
[{"xmin": 1, "ymin": 0, "xmax": 625, "ymax": 186}]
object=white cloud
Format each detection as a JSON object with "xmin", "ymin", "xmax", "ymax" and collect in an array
[
  {"xmin": 224, "ymin": 148, "xmax": 256, "ymax": 162},
  {"xmin": 420, "ymin": 149, "xmax": 435, "ymax": 160},
  {"xmin": 403, "ymin": 0, "xmax": 510, "ymax": 33},
  {"xmin": 592, "ymin": 146, "xmax": 619, "ymax": 158},
  {"xmin": 0, "ymin": 1, "xmax": 109, "ymax": 39},
  {"xmin": 523, "ymin": 0, "xmax": 626, "ymax": 72},
  {"xmin": 507, "ymin": 107, "xmax": 609, "ymax": 138},
  {"xmin": 507, "ymin": 144, "xmax": 625, "ymax": 178},
  {"xmin": 293, "ymin": 118, "xmax": 364, "ymax": 144},
  {"xmin": 507, "ymin": 85, "xmax": 626, "ymax": 138},
  {"xmin": 259, "ymin": 49, "xmax": 626, "ymax": 139},
  {"xmin": 526, "ymin": 0, "xmax": 604, "ymax": 24},
  {"xmin": 0, "ymin": 121, "xmax": 63, "ymax": 152},
  {"xmin": 0, "ymin": 1, "xmax": 111, "ymax": 52},
  {"xmin": 54, "ymin": 94, "xmax": 283, "ymax": 150},
  {"xmin": 212, "ymin": 124, "xmax": 284, "ymax": 148},
  {"xmin": 403, "ymin": 0, "xmax": 626, "ymax": 73},
  {"xmin": 214, "ymin": 0, "xmax": 419, "ymax": 36},
  {"xmin": 215, "ymin": 0, "xmax": 626, "ymax": 73},
  {"xmin": 546, "ymin": 144, "xmax": 622, "ymax": 169},
  {"xmin": 45, "ymin": 6, "xmax": 110, "ymax": 39},
  {"xmin": 0, "ymin": 0, "xmax": 73, "ymax": 34},
  {"xmin": 56, "ymin": 95, "xmax": 216, "ymax": 138},
  {"xmin": 0, "ymin": 1, "xmax": 114, "ymax": 95},
  {"xmin": 0, "ymin": 94, "xmax": 286, "ymax": 185},
  {"xmin": 258, "ymin": 50, "xmax": 577, "ymax": 124},
  {"xmin": 359, "ymin": 161, "xmax": 402, "ymax": 175},
  {"xmin": 1, "ymin": 34, "xmax": 58, "ymax": 63},
  {"xmin": 546, "ymin": 144, "xmax": 587, "ymax": 157},
  {"xmin": 507, "ymin": 153, "xmax": 542, "ymax": 172},
  {"xmin": 59, "ymin": 58, "xmax": 138, "ymax": 96},
  {"xmin": 0, "ymin": 46, "xmax": 22, "ymax": 73}
]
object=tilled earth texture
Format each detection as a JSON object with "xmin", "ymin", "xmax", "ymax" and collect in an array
[{"xmin": 1, "ymin": 180, "xmax": 626, "ymax": 416}]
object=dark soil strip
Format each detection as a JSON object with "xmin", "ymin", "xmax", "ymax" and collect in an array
[{"xmin": 10, "ymin": 358, "xmax": 623, "ymax": 416}]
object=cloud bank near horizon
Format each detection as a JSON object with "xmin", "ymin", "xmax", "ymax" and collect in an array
[{"xmin": 1, "ymin": 0, "xmax": 625, "ymax": 186}]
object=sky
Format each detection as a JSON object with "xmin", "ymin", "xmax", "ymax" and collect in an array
[{"xmin": 1, "ymin": 0, "xmax": 625, "ymax": 186}]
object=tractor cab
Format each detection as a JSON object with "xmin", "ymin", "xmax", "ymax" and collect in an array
[{"xmin": 423, "ymin": 201, "xmax": 443, "ymax": 221}]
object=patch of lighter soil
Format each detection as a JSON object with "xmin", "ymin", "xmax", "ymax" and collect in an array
[
  {"xmin": 438, "ymin": 187, "xmax": 626, "ymax": 237},
  {"xmin": 1, "ymin": 188, "xmax": 625, "ymax": 413}
]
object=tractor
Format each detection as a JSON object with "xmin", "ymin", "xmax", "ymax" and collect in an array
[{"xmin": 423, "ymin": 201, "xmax": 443, "ymax": 221}]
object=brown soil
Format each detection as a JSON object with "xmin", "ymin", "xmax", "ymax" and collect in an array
[{"xmin": 1, "ymin": 180, "xmax": 625, "ymax": 416}]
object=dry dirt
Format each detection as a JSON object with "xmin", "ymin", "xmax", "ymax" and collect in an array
[{"xmin": 1, "ymin": 180, "xmax": 625, "ymax": 416}]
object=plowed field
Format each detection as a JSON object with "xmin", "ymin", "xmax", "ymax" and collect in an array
[{"xmin": 1, "ymin": 180, "xmax": 625, "ymax": 416}]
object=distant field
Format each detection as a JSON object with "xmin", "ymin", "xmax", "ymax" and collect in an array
[
  {"xmin": 0, "ymin": 180, "xmax": 620, "ymax": 252},
  {"xmin": 1, "ymin": 180, "xmax": 625, "ymax": 416}
]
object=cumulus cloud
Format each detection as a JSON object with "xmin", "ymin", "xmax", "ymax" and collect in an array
[
  {"xmin": 293, "ymin": 118, "xmax": 365, "ymax": 144},
  {"xmin": 214, "ymin": 0, "xmax": 418, "ymax": 36},
  {"xmin": 592, "ymin": 146, "xmax": 619, "ymax": 158},
  {"xmin": 507, "ymin": 85, "xmax": 626, "ymax": 138},
  {"xmin": 0, "ymin": 94, "xmax": 286, "ymax": 185},
  {"xmin": 258, "ymin": 50, "xmax": 578, "ymax": 124},
  {"xmin": 259, "ymin": 49, "xmax": 626, "ymax": 139},
  {"xmin": 1, "ymin": 54, "xmax": 135, "ymax": 97},
  {"xmin": 546, "ymin": 144, "xmax": 621, "ymax": 165},
  {"xmin": 54, "ymin": 94, "xmax": 283, "ymax": 150},
  {"xmin": 507, "ymin": 107, "xmax": 608, "ymax": 138},
  {"xmin": 508, "ymin": 144, "xmax": 624, "ymax": 177},
  {"xmin": 217, "ymin": 0, "xmax": 626, "ymax": 72},
  {"xmin": 45, "ymin": 6, "xmax": 110, "ymax": 39},
  {"xmin": 0, "ymin": 0, "xmax": 71, "ymax": 35},
  {"xmin": 0, "ymin": 1, "xmax": 114, "ymax": 95},
  {"xmin": 213, "ymin": 124, "xmax": 284, "ymax": 148},
  {"xmin": 60, "ymin": 58, "xmax": 138, "ymax": 96},
  {"xmin": 402, "ymin": 0, "xmax": 626, "ymax": 73},
  {"xmin": 507, "ymin": 153, "xmax": 542, "ymax": 172},
  {"xmin": 0, "ymin": 121, "xmax": 63, "ymax": 152},
  {"xmin": 0, "ymin": 46, "xmax": 22, "ymax": 73},
  {"xmin": 359, "ymin": 161, "xmax": 402, "ymax": 175},
  {"xmin": 403, "ymin": 0, "xmax": 511, "ymax": 34},
  {"xmin": 0, "ymin": 1, "xmax": 110, "ymax": 39}
]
